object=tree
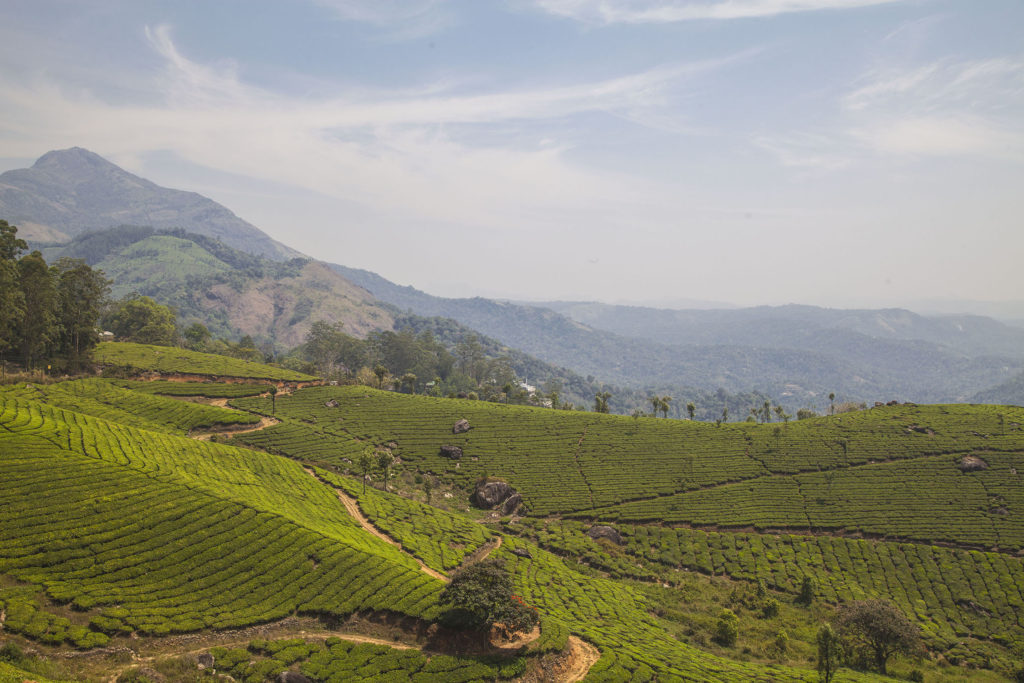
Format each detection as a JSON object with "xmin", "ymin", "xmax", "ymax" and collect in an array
[
  {"xmin": 687, "ymin": 401, "xmax": 696, "ymax": 420},
  {"xmin": 53, "ymin": 258, "xmax": 110, "ymax": 369},
  {"xmin": 358, "ymin": 450, "xmax": 373, "ymax": 493},
  {"xmin": 183, "ymin": 322, "xmax": 211, "ymax": 351},
  {"xmin": 0, "ymin": 221, "xmax": 27, "ymax": 362},
  {"xmin": 594, "ymin": 391, "xmax": 611, "ymax": 414},
  {"xmin": 423, "ymin": 478, "xmax": 433, "ymax": 505},
  {"xmin": 722, "ymin": 406, "xmax": 729, "ymax": 423},
  {"xmin": 373, "ymin": 364, "xmax": 388, "ymax": 389},
  {"xmin": 401, "ymin": 372, "xmax": 418, "ymax": 394},
  {"xmin": 796, "ymin": 576, "xmax": 815, "ymax": 606},
  {"xmin": 829, "ymin": 392, "xmax": 836, "ymax": 416},
  {"xmin": 268, "ymin": 385, "xmax": 278, "ymax": 414},
  {"xmin": 649, "ymin": 396, "xmax": 660, "ymax": 416},
  {"xmin": 660, "ymin": 396, "xmax": 671, "ymax": 418},
  {"xmin": 105, "ymin": 295, "xmax": 176, "ymax": 345},
  {"xmin": 376, "ymin": 451, "xmax": 394, "ymax": 492},
  {"xmin": 437, "ymin": 558, "xmax": 538, "ymax": 640},
  {"xmin": 817, "ymin": 623, "xmax": 842, "ymax": 683},
  {"xmin": 17, "ymin": 251, "xmax": 58, "ymax": 370},
  {"xmin": 714, "ymin": 608, "xmax": 739, "ymax": 646},
  {"xmin": 763, "ymin": 400, "xmax": 772, "ymax": 423},
  {"xmin": 834, "ymin": 600, "xmax": 921, "ymax": 675}
]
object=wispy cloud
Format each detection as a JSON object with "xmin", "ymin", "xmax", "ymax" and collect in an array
[
  {"xmin": 756, "ymin": 55, "xmax": 1024, "ymax": 168},
  {"xmin": 532, "ymin": 0, "xmax": 907, "ymax": 25}
]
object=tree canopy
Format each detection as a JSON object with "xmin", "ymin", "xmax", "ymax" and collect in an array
[
  {"xmin": 438, "ymin": 558, "xmax": 538, "ymax": 640},
  {"xmin": 834, "ymin": 600, "xmax": 921, "ymax": 674}
]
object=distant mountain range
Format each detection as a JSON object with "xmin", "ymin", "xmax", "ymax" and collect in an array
[
  {"xmin": 6, "ymin": 147, "xmax": 1023, "ymax": 409},
  {"xmin": 0, "ymin": 147, "xmax": 297, "ymax": 260}
]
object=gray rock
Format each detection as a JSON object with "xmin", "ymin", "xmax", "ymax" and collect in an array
[
  {"xmin": 453, "ymin": 419, "xmax": 471, "ymax": 434},
  {"xmin": 471, "ymin": 480, "xmax": 515, "ymax": 509},
  {"xmin": 277, "ymin": 672, "xmax": 312, "ymax": 683},
  {"xmin": 512, "ymin": 547, "xmax": 532, "ymax": 559},
  {"xmin": 958, "ymin": 455, "xmax": 988, "ymax": 472},
  {"xmin": 587, "ymin": 525, "xmax": 623, "ymax": 545},
  {"xmin": 501, "ymin": 492, "xmax": 523, "ymax": 515},
  {"xmin": 324, "ymin": 399, "xmax": 339, "ymax": 408},
  {"xmin": 439, "ymin": 445, "xmax": 463, "ymax": 460}
]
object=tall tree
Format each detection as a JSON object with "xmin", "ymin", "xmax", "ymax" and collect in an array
[
  {"xmin": 17, "ymin": 251, "xmax": 58, "ymax": 370},
  {"xmin": 661, "ymin": 396, "xmax": 671, "ymax": 418},
  {"xmin": 376, "ymin": 451, "xmax": 394, "ymax": 492},
  {"xmin": 53, "ymin": 258, "xmax": 110, "ymax": 369},
  {"xmin": 687, "ymin": 401, "xmax": 696, "ymax": 420},
  {"xmin": 816, "ymin": 623, "xmax": 842, "ymax": 683},
  {"xmin": 0, "ymin": 220, "xmax": 27, "ymax": 367},
  {"xmin": 649, "ymin": 396, "xmax": 661, "ymax": 416},
  {"xmin": 358, "ymin": 450, "xmax": 373, "ymax": 493}
]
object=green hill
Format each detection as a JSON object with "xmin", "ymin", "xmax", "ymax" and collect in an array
[{"xmin": 2, "ymin": 371, "xmax": 1022, "ymax": 680}]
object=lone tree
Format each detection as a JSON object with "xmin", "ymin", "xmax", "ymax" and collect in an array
[
  {"xmin": 834, "ymin": 600, "xmax": 920, "ymax": 675},
  {"xmin": 817, "ymin": 623, "xmax": 843, "ymax": 683},
  {"xmin": 438, "ymin": 558, "xmax": 538, "ymax": 640},
  {"xmin": 687, "ymin": 401, "xmax": 696, "ymax": 420},
  {"xmin": 358, "ymin": 450, "xmax": 373, "ymax": 493},
  {"xmin": 268, "ymin": 385, "xmax": 277, "ymax": 414},
  {"xmin": 376, "ymin": 451, "xmax": 394, "ymax": 492}
]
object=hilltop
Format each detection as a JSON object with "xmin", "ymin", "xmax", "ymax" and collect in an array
[{"xmin": 0, "ymin": 148, "xmax": 297, "ymax": 260}]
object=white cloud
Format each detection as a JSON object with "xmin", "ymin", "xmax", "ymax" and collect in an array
[
  {"xmin": 756, "ymin": 55, "xmax": 1024, "ymax": 167},
  {"xmin": 311, "ymin": 0, "xmax": 456, "ymax": 40},
  {"xmin": 531, "ymin": 0, "xmax": 907, "ymax": 24}
]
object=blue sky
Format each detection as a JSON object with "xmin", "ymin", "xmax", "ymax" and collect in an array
[{"xmin": 1, "ymin": 0, "xmax": 1021, "ymax": 310}]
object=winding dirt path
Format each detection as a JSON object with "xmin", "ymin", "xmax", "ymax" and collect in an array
[
  {"xmin": 303, "ymin": 468, "xmax": 448, "ymax": 582},
  {"xmin": 189, "ymin": 415, "xmax": 280, "ymax": 441},
  {"xmin": 562, "ymin": 636, "xmax": 601, "ymax": 682}
]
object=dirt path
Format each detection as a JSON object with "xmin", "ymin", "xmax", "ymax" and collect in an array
[
  {"xmin": 103, "ymin": 628, "xmax": 415, "ymax": 682},
  {"xmin": 562, "ymin": 636, "xmax": 601, "ymax": 682},
  {"xmin": 190, "ymin": 415, "xmax": 279, "ymax": 441},
  {"xmin": 303, "ymin": 468, "xmax": 448, "ymax": 582},
  {"xmin": 461, "ymin": 536, "xmax": 503, "ymax": 567}
]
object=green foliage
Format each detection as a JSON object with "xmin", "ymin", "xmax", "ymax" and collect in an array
[
  {"xmin": 438, "ymin": 559, "xmax": 538, "ymax": 639},
  {"xmin": 103, "ymin": 295, "xmax": 177, "ymax": 346},
  {"xmin": 714, "ymin": 609, "xmax": 739, "ymax": 646},
  {"xmin": 834, "ymin": 600, "xmax": 922, "ymax": 675},
  {"xmin": 93, "ymin": 341, "xmax": 315, "ymax": 380},
  {"xmin": 108, "ymin": 379, "xmax": 271, "ymax": 398},
  {"xmin": 817, "ymin": 623, "xmax": 842, "ymax": 683}
]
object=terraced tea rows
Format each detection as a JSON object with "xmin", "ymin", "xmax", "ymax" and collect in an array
[
  {"xmin": 578, "ymin": 451, "xmax": 1024, "ymax": 551},
  {"xmin": 513, "ymin": 518, "xmax": 1024, "ymax": 669},
  {"xmin": 94, "ymin": 342, "xmax": 316, "ymax": 381},
  {"xmin": 319, "ymin": 468, "xmax": 494, "ymax": 573},
  {"xmin": 0, "ymin": 395, "xmax": 442, "ymax": 636},
  {"xmin": 0, "ymin": 379, "xmax": 260, "ymax": 434},
  {"xmin": 207, "ymin": 637, "xmax": 525, "ymax": 683},
  {"xmin": 109, "ymin": 379, "xmax": 271, "ymax": 398}
]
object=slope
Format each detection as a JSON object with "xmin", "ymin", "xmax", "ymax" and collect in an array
[{"xmin": 0, "ymin": 147, "xmax": 296, "ymax": 260}]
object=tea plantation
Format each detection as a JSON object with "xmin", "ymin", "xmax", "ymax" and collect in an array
[{"xmin": 2, "ymin": 373, "xmax": 1022, "ymax": 681}]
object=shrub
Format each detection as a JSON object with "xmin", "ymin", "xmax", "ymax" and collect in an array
[{"xmin": 714, "ymin": 609, "xmax": 739, "ymax": 647}]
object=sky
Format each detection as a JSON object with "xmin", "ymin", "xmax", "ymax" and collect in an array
[{"xmin": 0, "ymin": 0, "xmax": 1022, "ymax": 310}]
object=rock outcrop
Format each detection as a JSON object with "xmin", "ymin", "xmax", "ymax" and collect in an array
[
  {"xmin": 439, "ymin": 445, "xmax": 463, "ymax": 460},
  {"xmin": 501, "ymin": 492, "xmax": 523, "ymax": 515},
  {"xmin": 586, "ymin": 525, "xmax": 623, "ymax": 545},
  {"xmin": 472, "ymin": 480, "xmax": 516, "ymax": 510},
  {"xmin": 453, "ymin": 419, "xmax": 471, "ymax": 434},
  {"xmin": 958, "ymin": 455, "xmax": 988, "ymax": 472}
]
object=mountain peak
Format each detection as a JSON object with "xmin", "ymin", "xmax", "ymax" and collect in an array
[{"xmin": 33, "ymin": 146, "xmax": 124, "ymax": 179}]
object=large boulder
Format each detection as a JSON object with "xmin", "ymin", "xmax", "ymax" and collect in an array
[
  {"xmin": 278, "ymin": 673, "xmax": 312, "ymax": 683},
  {"xmin": 587, "ymin": 525, "xmax": 623, "ymax": 545},
  {"xmin": 501, "ymin": 492, "xmax": 523, "ymax": 515},
  {"xmin": 439, "ymin": 445, "xmax": 463, "ymax": 460},
  {"xmin": 472, "ymin": 480, "xmax": 515, "ymax": 509},
  {"xmin": 958, "ymin": 455, "xmax": 988, "ymax": 472},
  {"xmin": 453, "ymin": 419, "xmax": 471, "ymax": 434}
]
